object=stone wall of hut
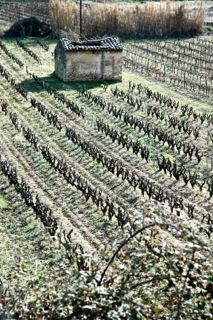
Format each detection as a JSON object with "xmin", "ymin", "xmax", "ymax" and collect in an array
[
  {"xmin": 55, "ymin": 47, "xmax": 122, "ymax": 82},
  {"xmin": 55, "ymin": 44, "xmax": 66, "ymax": 81}
]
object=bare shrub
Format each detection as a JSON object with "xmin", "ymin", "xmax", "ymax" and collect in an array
[{"xmin": 49, "ymin": 0, "xmax": 205, "ymax": 38}]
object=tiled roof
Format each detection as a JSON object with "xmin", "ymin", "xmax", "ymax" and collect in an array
[{"xmin": 59, "ymin": 37, "xmax": 123, "ymax": 51}]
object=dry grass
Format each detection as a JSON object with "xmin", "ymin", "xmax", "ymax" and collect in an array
[{"xmin": 49, "ymin": 0, "xmax": 205, "ymax": 38}]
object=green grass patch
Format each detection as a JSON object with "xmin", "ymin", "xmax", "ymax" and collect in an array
[
  {"xmin": 122, "ymin": 71, "xmax": 213, "ymax": 113},
  {"xmin": 0, "ymin": 194, "xmax": 9, "ymax": 208}
]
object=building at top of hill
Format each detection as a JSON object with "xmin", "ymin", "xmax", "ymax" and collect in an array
[{"xmin": 54, "ymin": 37, "xmax": 123, "ymax": 82}]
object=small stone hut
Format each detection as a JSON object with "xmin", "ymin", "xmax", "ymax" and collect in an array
[{"xmin": 54, "ymin": 37, "xmax": 123, "ymax": 82}]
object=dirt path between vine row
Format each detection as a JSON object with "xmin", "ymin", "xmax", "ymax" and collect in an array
[{"xmin": 0, "ymin": 48, "xmax": 211, "ymax": 257}]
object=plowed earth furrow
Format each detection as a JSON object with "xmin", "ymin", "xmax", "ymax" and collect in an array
[
  {"xmin": 0, "ymin": 40, "xmax": 212, "ymax": 257},
  {"xmin": 0, "ymin": 127, "xmax": 102, "ymax": 253}
]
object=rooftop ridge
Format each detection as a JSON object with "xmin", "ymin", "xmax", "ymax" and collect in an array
[{"xmin": 59, "ymin": 36, "xmax": 123, "ymax": 52}]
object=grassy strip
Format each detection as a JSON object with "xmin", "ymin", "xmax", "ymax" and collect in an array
[
  {"xmin": 0, "ymin": 194, "xmax": 8, "ymax": 208},
  {"xmin": 0, "ymin": 173, "xmax": 73, "ymax": 316}
]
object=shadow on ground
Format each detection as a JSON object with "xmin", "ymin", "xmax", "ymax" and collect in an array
[{"xmin": 19, "ymin": 73, "xmax": 120, "ymax": 93}]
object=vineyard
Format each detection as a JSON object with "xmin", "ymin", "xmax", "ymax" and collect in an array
[
  {"xmin": 124, "ymin": 38, "xmax": 213, "ymax": 96},
  {"xmin": 0, "ymin": 34, "xmax": 212, "ymax": 319}
]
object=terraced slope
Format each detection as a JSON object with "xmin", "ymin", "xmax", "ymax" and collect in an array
[{"xmin": 0, "ymin": 37, "xmax": 212, "ymax": 319}]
